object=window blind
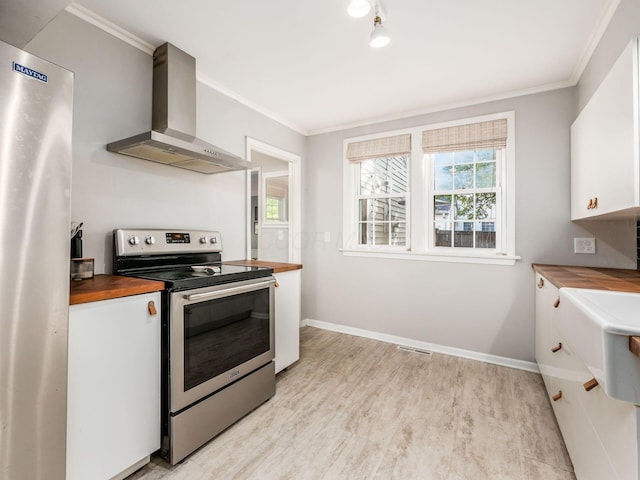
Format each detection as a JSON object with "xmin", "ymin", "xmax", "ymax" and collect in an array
[
  {"xmin": 347, "ymin": 134, "xmax": 411, "ymax": 162},
  {"xmin": 422, "ymin": 119, "xmax": 507, "ymax": 153}
]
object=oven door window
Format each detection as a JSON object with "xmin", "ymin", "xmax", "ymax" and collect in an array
[{"xmin": 183, "ymin": 288, "xmax": 270, "ymax": 391}]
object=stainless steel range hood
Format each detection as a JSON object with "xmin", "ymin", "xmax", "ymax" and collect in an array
[{"xmin": 107, "ymin": 43, "xmax": 249, "ymax": 174}]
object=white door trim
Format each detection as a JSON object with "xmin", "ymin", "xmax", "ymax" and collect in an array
[{"xmin": 245, "ymin": 137, "xmax": 302, "ymax": 264}]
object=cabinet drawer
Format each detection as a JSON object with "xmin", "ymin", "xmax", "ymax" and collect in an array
[
  {"xmin": 578, "ymin": 379, "xmax": 637, "ymax": 480},
  {"xmin": 548, "ymin": 341, "xmax": 618, "ymax": 480}
]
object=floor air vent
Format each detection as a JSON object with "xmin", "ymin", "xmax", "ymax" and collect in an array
[{"xmin": 397, "ymin": 345, "xmax": 433, "ymax": 356}]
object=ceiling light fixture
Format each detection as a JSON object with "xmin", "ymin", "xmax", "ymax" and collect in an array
[
  {"xmin": 370, "ymin": 14, "xmax": 390, "ymax": 48},
  {"xmin": 347, "ymin": 0, "xmax": 371, "ymax": 18}
]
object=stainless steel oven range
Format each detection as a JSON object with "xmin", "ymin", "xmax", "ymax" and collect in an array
[{"xmin": 114, "ymin": 228, "xmax": 276, "ymax": 464}]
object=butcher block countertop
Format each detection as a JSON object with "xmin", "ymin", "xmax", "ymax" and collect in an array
[
  {"xmin": 70, "ymin": 274, "xmax": 165, "ymax": 305},
  {"xmin": 533, "ymin": 264, "xmax": 640, "ymax": 293},
  {"xmin": 224, "ymin": 260, "xmax": 302, "ymax": 274}
]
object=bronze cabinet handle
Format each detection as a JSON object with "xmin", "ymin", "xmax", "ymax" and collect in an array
[
  {"xmin": 148, "ymin": 301, "xmax": 157, "ymax": 316},
  {"xmin": 552, "ymin": 391, "xmax": 563, "ymax": 401},
  {"xmin": 551, "ymin": 342, "xmax": 562, "ymax": 353},
  {"xmin": 583, "ymin": 378, "xmax": 599, "ymax": 392},
  {"xmin": 537, "ymin": 278, "xmax": 544, "ymax": 289},
  {"xmin": 553, "ymin": 298, "xmax": 560, "ymax": 308},
  {"xmin": 592, "ymin": 197, "xmax": 598, "ymax": 209},
  {"xmin": 587, "ymin": 198, "xmax": 593, "ymax": 209}
]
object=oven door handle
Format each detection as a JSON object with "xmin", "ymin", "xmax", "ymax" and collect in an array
[{"xmin": 183, "ymin": 278, "xmax": 276, "ymax": 301}]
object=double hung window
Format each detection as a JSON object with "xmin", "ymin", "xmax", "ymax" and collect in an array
[
  {"xmin": 343, "ymin": 112, "xmax": 516, "ymax": 265},
  {"xmin": 347, "ymin": 134, "xmax": 411, "ymax": 248}
]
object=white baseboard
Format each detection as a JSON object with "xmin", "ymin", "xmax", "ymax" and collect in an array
[{"xmin": 301, "ymin": 318, "xmax": 539, "ymax": 373}]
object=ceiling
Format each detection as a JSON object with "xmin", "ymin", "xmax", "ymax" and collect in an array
[{"xmin": 68, "ymin": 0, "xmax": 618, "ymax": 135}]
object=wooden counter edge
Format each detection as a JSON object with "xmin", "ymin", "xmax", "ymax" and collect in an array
[
  {"xmin": 70, "ymin": 274, "xmax": 165, "ymax": 305},
  {"xmin": 224, "ymin": 260, "xmax": 303, "ymax": 274},
  {"xmin": 532, "ymin": 263, "xmax": 640, "ymax": 293}
]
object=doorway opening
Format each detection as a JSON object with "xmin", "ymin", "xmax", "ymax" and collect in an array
[{"xmin": 246, "ymin": 138, "xmax": 301, "ymax": 264}]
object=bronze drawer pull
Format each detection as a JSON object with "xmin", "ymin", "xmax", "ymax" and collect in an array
[
  {"xmin": 583, "ymin": 378, "xmax": 599, "ymax": 392},
  {"xmin": 551, "ymin": 342, "xmax": 562, "ymax": 353},
  {"xmin": 552, "ymin": 391, "xmax": 563, "ymax": 401},
  {"xmin": 553, "ymin": 298, "xmax": 560, "ymax": 308},
  {"xmin": 537, "ymin": 278, "xmax": 544, "ymax": 288},
  {"xmin": 148, "ymin": 301, "xmax": 157, "ymax": 316}
]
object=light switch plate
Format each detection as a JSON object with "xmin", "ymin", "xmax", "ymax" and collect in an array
[{"xmin": 574, "ymin": 237, "xmax": 596, "ymax": 254}]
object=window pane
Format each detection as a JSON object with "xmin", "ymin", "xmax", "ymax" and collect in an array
[
  {"xmin": 359, "ymin": 198, "xmax": 389, "ymax": 222},
  {"xmin": 434, "ymin": 164, "xmax": 453, "ymax": 190},
  {"xmin": 434, "ymin": 195, "xmax": 452, "ymax": 247},
  {"xmin": 477, "ymin": 148, "xmax": 496, "ymax": 162},
  {"xmin": 434, "ymin": 153, "xmax": 452, "ymax": 190},
  {"xmin": 359, "ymin": 222, "xmax": 389, "ymax": 245},
  {"xmin": 454, "ymin": 150, "xmax": 474, "ymax": 164},
  {"xmin": 389, "ymin": 156, "xmax": 409, "ymax": 194},
  {"xmin": 475, "ymin": 222, "xmax": 496, "ymax": 248},
  {"xmin": 390, "ymin": 197, "xmax": 406, "ymax": 246},
  {"xmin": 476, "ymin": 162, "xmax": 496, "ymax": 188},
  {"xmin": 360, "ymin": 156, "xmax": 408, "ymax": 195},
  {"xmin": 453, "ymin": 164, "xmax": 473, "ymax": 189},
  {"xmin": 475, "ymin": 193, "xmax": 496, "ymax": 220},
  {"xmin": 454, "ymin": 194, "xmax": 474, "ymax": 219},
  {"xmin": 391, "ymin": 222, "xmax": 406, "ymax": 246},
  {"xmin": 454, "ymin": 221, "xmax": 474, "ymax": 247}
]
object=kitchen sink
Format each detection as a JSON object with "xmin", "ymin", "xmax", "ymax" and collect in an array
[{"xmin": 557, "ymin": 288, "xmax": 640, "ymax": 404}]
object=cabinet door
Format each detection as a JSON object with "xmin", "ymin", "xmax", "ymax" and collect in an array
[
  {"xmin": 67, "ymin": 293, "xmax": 161, "ymax": 480},
  {"xmin": 570, "ymin": 38, "xmax": 639, "ymax": 220},
  {"xmin": 274, "ymin": 270, "xmax": 301, "ymax": 373},
  {"xmin": 534, "ymin": 273, "xmax": 559, "ymax": 391}
]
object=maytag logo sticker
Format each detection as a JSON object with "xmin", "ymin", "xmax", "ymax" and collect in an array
[{"xmin": 12, "ymin": 62, "xmax": 48, "ymax": 83}]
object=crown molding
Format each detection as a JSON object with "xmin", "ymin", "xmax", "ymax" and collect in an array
[{"xmin": 65, "ymin": 2, "xmax": 154, "ymax": 55}]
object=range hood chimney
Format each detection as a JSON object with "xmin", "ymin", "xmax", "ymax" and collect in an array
[{"xmin": 107, "ymin": 43, "xmax": 250, "ymax": 174}]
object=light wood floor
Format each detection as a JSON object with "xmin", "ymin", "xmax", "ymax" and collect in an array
[{"xmin": 128, "ymin": 327, "xmax": 575, "ymax": 480}]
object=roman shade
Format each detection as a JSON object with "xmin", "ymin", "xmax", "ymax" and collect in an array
[
  {"xmin": 422, "ymin": 119, "xmax": 507, "ymax": 154},
  {"xmin": 347, "ymin": 134, "xmax": 411, "ymax": 162}
]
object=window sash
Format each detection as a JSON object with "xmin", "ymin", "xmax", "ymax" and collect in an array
[{"xmin": 426, "ymin": 148, "xmax": 505, "ymax": 252}]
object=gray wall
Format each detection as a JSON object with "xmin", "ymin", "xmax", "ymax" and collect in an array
[
  {"xmin": 26, "ymin": 11, "xmax": 305, "ymax": 272},
  {"xmin": 303, "ymin": 84, "xmax": 635, "ymax": 363}
]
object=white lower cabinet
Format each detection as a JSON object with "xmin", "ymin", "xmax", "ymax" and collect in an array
[
  {"xmin": 274, "ymin": 269, "xmax": 301, "ymax": 373},
  {"xmin": 535, "ymin": 273, "xmax": 638, "ymax": 479},
  {"xmin": 67, "ymin": 292, "xmax": 161, "ymax": 480}
]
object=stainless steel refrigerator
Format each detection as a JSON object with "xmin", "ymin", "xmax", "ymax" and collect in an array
[{"xmin": 0, "ymin": 40, "xmax": 73, "ymax": 480}]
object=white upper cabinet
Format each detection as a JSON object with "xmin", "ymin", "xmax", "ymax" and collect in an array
[{"xmin": 571, "ymin": 37, "xmax": 640, "ymax": 220}]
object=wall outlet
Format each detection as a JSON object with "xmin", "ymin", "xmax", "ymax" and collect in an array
[{"xmin": 574, "ymin": 237, "xmax": 596, "ymax": 254}]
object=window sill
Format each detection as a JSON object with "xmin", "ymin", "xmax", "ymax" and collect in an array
[{"xmin": 340, "ymin": 247, "xmax": 520, "ymax": 266}]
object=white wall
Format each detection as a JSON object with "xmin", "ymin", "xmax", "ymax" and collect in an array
[
  {"xmin": 303, "ymin": 85, "xmax": 636, "ymax": 363},
  {"xmin": 25, "ymin": 11, "xmax": 305, "ymax": 272}
]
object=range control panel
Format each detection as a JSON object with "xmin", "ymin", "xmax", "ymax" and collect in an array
[{"xmin": 114, "ymin": 228, "xmax": 222, "ymax": 256}]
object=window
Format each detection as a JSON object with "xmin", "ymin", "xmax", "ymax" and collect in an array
[
  {"xmin": 343, "ymin": 112, "xmax": 517, "ymax": 265},
  {"xmin": 346, "ymin": 133, "xmax": 411, "ymax": 248},
  {"xmin": 263, "ymin": 173, "xmax": 288, "ymax": 223}
]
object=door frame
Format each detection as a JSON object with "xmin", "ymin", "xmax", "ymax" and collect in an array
[{"xmin": 245, "ymin": 137, "xmax": 301, "ymax": 264}]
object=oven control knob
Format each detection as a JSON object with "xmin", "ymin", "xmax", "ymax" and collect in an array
[
  {"xmin": 145, "ymin": 235, "xmax": 156, "ymax": 245},
  {"xmin": 128, "ymin": 235, "xmax": 140, "ymax": 246},
  {"xmin": 210, "ymin": 237, "xmax": 218, "ymax": 244},
  {"xmin": 199, "ymin": 236, "xmax": 208, "ymax": 244}
]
